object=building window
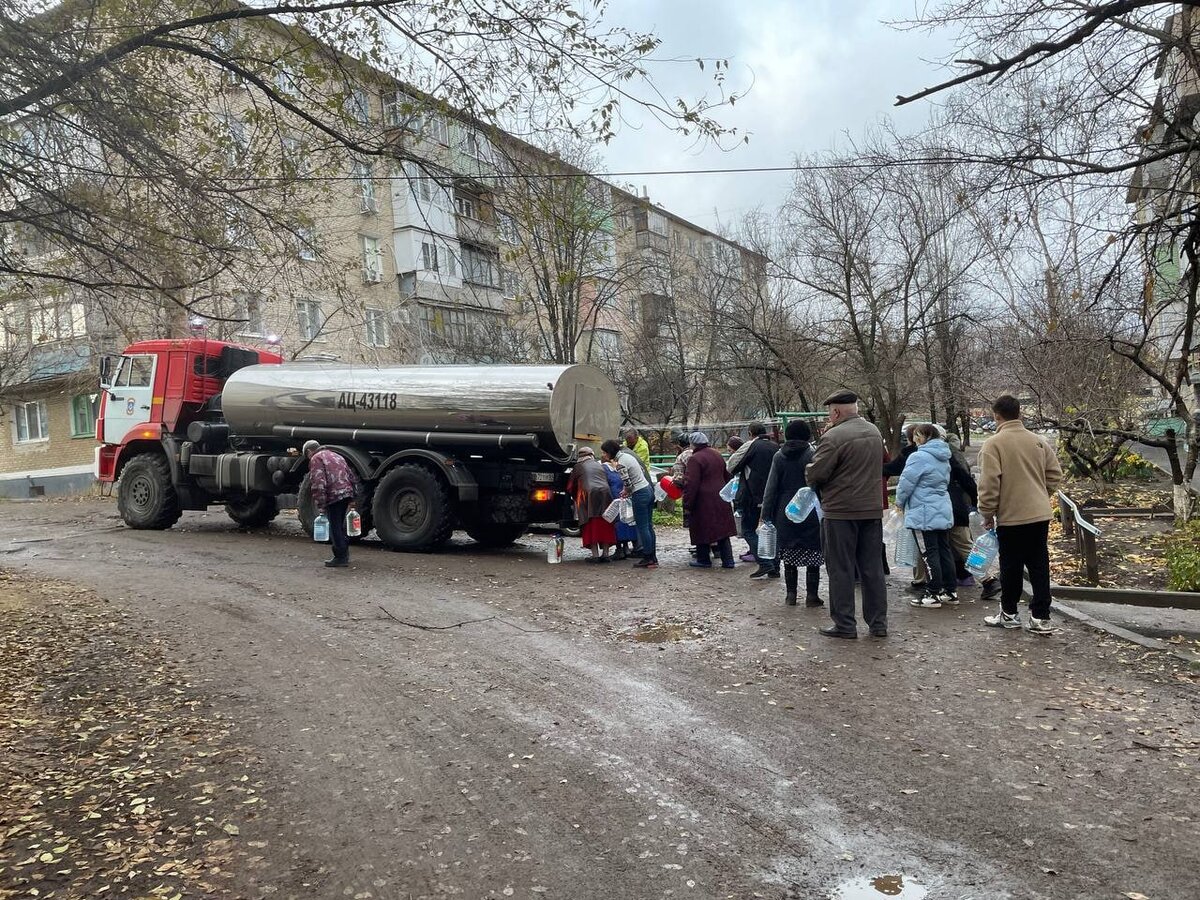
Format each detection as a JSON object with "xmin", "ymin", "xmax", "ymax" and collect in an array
[
  {"xmin": 353, "ymin": 160, "xmax": 376, "ymax": 213},
  {"xmin": 31, "ymin": 302, "xmax": 86, "ymax": 343},
  {"xmin": 15, "ymin": 399, "xmax": 49, "ymax": 443},
  {"xmin": 365, "ymin": 307, "xmax": 389, "ymax": 347},
  {"xmin": 362, "ymin": 235, "xmax": 383, "ymax": 283},
  {"xmin": 232, "ymin": 292, "xmax": 263, "ymax": 336},
  {"xmin": 296, "ymin": 299, "xmax": 324, "ymax": 341},
  {"xmin": 281, "ymin": 134, "xmax": 307, "ymax": 176},
  {"xmin": 421, "ymin": 241, "xmax": 439, "ymax": 272},
  {"xmin": 462, "ymin": 245, "xmax": 497, "ymax": 287},
  {"xmin": 462, "ymin": 129, "xmax": 487, "ymax": 161},
  {"xmin": 296, "ymin": 223, "xmax": 317, "ymax": 261},
  {"xmin": 688, "ymin": 236, "xmax": 698, "ymax": 257},
  {"xmin": 500, "ymin": 268, "xmax": 520, "ymax": 300},
  {"xmin": 274, "ymin": 61, "xmax": 300, "ymax": 97},
  {"xmin": 647, "ymin": 211, "xmax": 668, "ymax": 237},
  {"xmin": 455, "ymin": 195, "xmax": 478, "ymax": 220},
  {"xmin": 345, "ymin": 88, "xmax": 371, "ymax": 124},
  {"xmin": 497, "ymin": 211, "xmax": 518, "ymax": 244},
  {"xmin": 70, "ymin": 394, "xmax": 98, "ymax": 437},
  {"xmin": 223, "ymin": 114, "xmax": 248, "ymax": 163}
]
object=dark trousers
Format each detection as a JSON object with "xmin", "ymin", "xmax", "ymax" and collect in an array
[
  {"xmin": 914, "ymin": 529, "xmax": 956, "ymax": 594},
  {"xmin": 742, "ymin": 502, "xmax": 777, "ymax": 570},
  {"xmin": 630, "ymin": 486, "xmax": 657, "ymax": 562},
  {"xmin": 696, "ymin": 537, "xmax": 734, "ymax": 567},
  {"xmin": 327, "ymin": 497, "xmax": 351, "ymax": 562},
  {"xmin": 823, "ymin": 518, "xmax": 887, "ymax": 633},
  {"xmin": 997, "ymin": 519, "xmax": 1052, "ymax": 618}
]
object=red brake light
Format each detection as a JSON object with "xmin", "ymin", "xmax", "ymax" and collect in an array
[{"xmin": 531, "ymin": 488, "xmax": 554, "ymax": 502}]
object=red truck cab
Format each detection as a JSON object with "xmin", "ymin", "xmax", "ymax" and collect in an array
[{"xmin": 97, "ymin": 338, "xmax": 281, "ymax": 484}]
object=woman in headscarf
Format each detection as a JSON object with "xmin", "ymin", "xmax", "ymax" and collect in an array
[
  {"xmin": 683, "ymin": 432, "xmax": 738, "ymax": 568},
  {"xmin": 761, "ymin": 419, "xmax": 824, "ymax": 606},
  {"xmin": 565, "ymin": 446, "xmax": 615, "ymax": 562}
]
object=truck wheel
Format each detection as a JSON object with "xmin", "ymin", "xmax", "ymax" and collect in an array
[
  {"xmin": 298, "ymin": 474, "xmax": 374, "ymax": 542},
  {"xmin": 225, "ymin": 495, "xmax": 279, "ymax": 528},
  {"xmin": 465, "ymin": 523, "xmax": 528, "ymax": 548},
  {"xmin": 372, "ymin": 464, "xmax": 453, "ymax": 551},
  {"xmin": 117, "ymin": 452, "xmax": 182, "ymax": 530}
]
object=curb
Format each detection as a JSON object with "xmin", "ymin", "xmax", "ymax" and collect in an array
[{"xmin": 1052, "ymin": 598, "xmax": 1200, "ymax": 666}]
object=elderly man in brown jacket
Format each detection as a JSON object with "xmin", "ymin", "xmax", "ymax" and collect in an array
[
  {"xmin": 977, "ymin": 395, "xmax": 1063, "ymax": 634},
  {"xmin": 806, "ymin": 390, "xmax": 889, "ymax": 639}
]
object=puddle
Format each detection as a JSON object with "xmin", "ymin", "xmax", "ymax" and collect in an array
[
  {"xmin": 620, "ymin": 620, "xmax": 706, "ymax": 642},
  {"xmin": 831, "ymin": 874, "xmax": 927, "ymax": 899}
]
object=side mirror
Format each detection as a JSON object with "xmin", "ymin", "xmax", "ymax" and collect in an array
[{"xmin": 99, "ymin": 355, "xmax": 112, "ymax": 388}]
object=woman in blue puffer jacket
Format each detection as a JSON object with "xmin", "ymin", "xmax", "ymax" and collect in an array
[{"xmin": 896, "ymin": 423, "xmax": 957, "ymax": 608}]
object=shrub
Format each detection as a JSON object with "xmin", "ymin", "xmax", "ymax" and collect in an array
[
  {"xmin": 1112, "ymin": 450, "xmax": 1158, "ymax": 481},
  {"xmin": 1165, "ymin": 521, "xmax": 1200, "ymax": 591}
]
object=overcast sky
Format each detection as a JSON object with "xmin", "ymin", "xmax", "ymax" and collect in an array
[{"xmin": 599, "ymin": 0, "xmax": 961, "ymax": 232}]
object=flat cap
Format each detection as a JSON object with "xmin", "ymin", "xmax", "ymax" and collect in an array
[
  {"xmin": 690, "ymin": 431, "xmax": 710, "ymax": 446},
  {"xmin": 822, "ymin": 389, "xmax": 858, "ymax": 406}
]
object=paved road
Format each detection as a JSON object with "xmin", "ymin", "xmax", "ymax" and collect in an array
[
  {"xmin": 1, "ymin": 500, "xmax": 1197, "ymax": 899},
  {"xmin": 1132, "ymin": 441, "xmax": 1200, "ymax": 489}
]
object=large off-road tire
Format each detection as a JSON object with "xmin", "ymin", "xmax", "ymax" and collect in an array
[
  {"xmin": 298, "ymin": 474, "xmax": 374, "ymax": 541},
  {"xmin": 372, "ymin": 464, "xmax": 453, "ymax": 551},
  {"xmin": 225, "ymin": 494, "xmax": 279, "ymax": 528},
  {"xmin": 117, "ymin": 452, "xmax": 182, "ymax": 530},
  {"xmin": 464, "ymin": 522, "xmax": 528, "ymax": 548}
]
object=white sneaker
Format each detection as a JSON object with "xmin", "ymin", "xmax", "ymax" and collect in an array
[
  {"xmin": 983, "ymin": 611, "xmax": 1021, "ymax": 629},
  {"xmin": 1026, "ymin": 616, "xmax": 1053, "ymax": 635},
  {"xmin": 910, "ymin": 593, "xmax": 943, "ymax": 609},
  {"xmin": 940, "ymin": 592, "xmax": 960, "ymax": 607}
]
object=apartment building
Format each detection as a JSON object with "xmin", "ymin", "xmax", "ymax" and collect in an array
[
  {"xmin": 0, "ymin": 14, "xmax": 763, "ymax": 497},
  {"xmin": 1126, "ymin": 6, "xmax": 1200, "ymax": 416}
]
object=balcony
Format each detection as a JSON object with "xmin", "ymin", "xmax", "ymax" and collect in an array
[
  {"xmin": 635, "ymin": 230, "xmax": 669, "ymax": 254},
  {"xmin": 28, "ymin": 338, "xmax": 92, "ymax": 381},
  {"xmin": 456, "ymin": 214, "xmax": 498, "ymax": 248}
]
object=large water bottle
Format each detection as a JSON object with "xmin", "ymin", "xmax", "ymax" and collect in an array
[
  {"xmin": 547, "ymin": 533, "xmax": 564, "ymax": 564},
  {"xmin": 346, "ymin": 507, "xmax": 362, "ymax": 537},
  {"xmin": 313, "ymin": 514, "xmax": 330, "ymax": 543},
  {"xmin": 966, "ymin": 529, "xmax": 999, "ymax": 577},
  {"xmin": 968, "ymin": 509, "xmax": 984, "ymax": 539},
  {"xmin": 719, "ymin": 475, "xmax": 740, "ymax": 503},
  {"xmin": 756, "ymin": 521, "xmax": 777, "ymax": 559},
  {"xmin": 785, "ymin": 487, "xmax": 817, "ymax": 523},
  {"xmin": 654, "ymin": 481, "xmax": 668, "ymax": 502}
]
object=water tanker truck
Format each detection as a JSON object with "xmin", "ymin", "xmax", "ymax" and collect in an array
[{"xmin": 95, "ymin": 338, "xmax": 620, "ymax": 550}]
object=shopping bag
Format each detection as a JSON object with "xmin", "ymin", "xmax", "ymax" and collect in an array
[
  {"xmin": 602, "ymin": 499, "xmax": 622, "ymax": 523},
  {"xmin": 619, "ymin": 498, "xmax": 636, "ymax": 525},
  {"xmin": 894, "ymin": 526, "xmax": 918, "ymax": 568}
]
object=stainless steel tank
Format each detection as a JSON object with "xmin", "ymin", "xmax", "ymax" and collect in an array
[{"xmin": 220, "ymin": 363, "xmax": 620, "ymax": 458}]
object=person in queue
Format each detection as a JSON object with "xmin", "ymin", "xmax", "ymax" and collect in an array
[
  {"xmin": 684, "ymin": 432, "xmax": 738, "ymax": 569},
  {"xmin": 303, "ymin": 440, "xmax": 361, "ymax": 569},
  {"xmin": 760, "ymin": 419, "xmax": 824, "ymax": 606},
  {"xmin": 565, "ymin": 446, "xmax": 615, "ymax": 563},
  {"xmin": 602, "ymin": 438, "xmax": 659, "ymax": 569},
  {"xmin": 805, "ymin": 391, "xmax": 888, "ymax": 638}
]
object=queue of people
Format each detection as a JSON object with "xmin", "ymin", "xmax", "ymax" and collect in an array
[{"xmin": 303, "ymin": 391, "xmax": 1063, "ymax": 639}]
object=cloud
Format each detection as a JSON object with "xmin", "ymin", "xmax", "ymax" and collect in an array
[{"xmin": 598, "ymin": 0, "xmax": 957, "ymax": 230}]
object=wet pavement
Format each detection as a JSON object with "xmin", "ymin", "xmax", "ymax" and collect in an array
[{"xmin": 1, "ymin": 498, "xmax": 1197, "ymax": 899}]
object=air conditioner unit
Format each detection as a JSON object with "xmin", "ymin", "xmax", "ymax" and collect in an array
[
  {"xmin": 361, "ymin": 196, "xmax": 378, "ymax": 214},
  {"xmin": 363, "ymin": 269, "xmax": 383, "ymax": 284}
]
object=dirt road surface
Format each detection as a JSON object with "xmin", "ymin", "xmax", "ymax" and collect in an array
[{"xmin": 1, "ymin": 499, "xmax": 1197, "ymax": 900}]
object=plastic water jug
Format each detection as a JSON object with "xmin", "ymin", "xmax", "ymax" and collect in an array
[
  {"xmin": 756, "ymin": 521, "xmax": 777, "ymax": 559},
  {"xmin": 966, "ymin": 529, "xmax": 999, "ymax": 577},
  {"xmin": 719, "ymin": 475, "xmax": 740, "ymax": 503},
  {"xmin": 654, "ymin": 481, "xmax": 668, "ymax": 502},
  {"xmin": 313, "ymin": 514, "xmax": 330, "ymax": 543},
  {"xmin": 785, "ymin": 487, "xmax": 818, "ymax": 523},
  {"xmin": 968, "ymin": 509, "xmax": 984, "ymax": 538},
  {"xmin": 346, "ymin": 507, "xmax": 362, "ymax": 537},
  {"xmin": 547, "ymin": 533, "xmax": 564, "ymax": 564}
]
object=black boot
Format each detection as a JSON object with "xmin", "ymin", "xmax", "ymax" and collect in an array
[
  {"xmin": 784, "ymin": 564, "xmax": 798, "ymax": 605},
  {"xmin": 805, "ymin": 565, "xmax": 824, "ymax": 607}
]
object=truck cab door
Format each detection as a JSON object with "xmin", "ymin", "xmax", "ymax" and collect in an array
[{"xmin": 102, "ymin": 354, "xmax": 156, "ymax": 445}]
